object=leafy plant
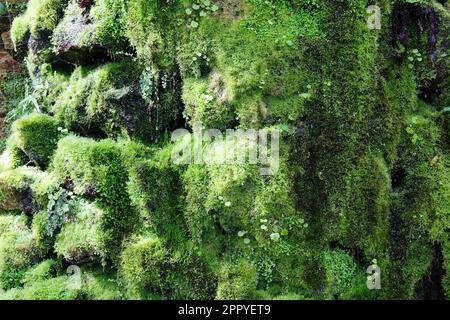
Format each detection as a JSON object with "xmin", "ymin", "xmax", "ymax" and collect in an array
[
  {"xmin": 184, "ymin": 1, "xmax": 219, "ymax": 29},
  {"xmin": 45, "ymin": 188, "xmax": 77, "ymax": 237}
]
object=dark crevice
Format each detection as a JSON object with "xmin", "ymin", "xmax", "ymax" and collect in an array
[
  {"xmin": 391, "ymin": 3, "xmax": 439, "ymax": 61},
  {"xmin": 391, "ymin": 165, "xmax": 406, "ymax": 192},
  {"xmin": 414, "ymin": 243, "xmax": 446, "ymax": 300},
  {"xmin": 328, "ymin": 241, "xmax": 365, "ymax": 267},
  {"xmin": 20, "ymin": 185, "xmax": 38, "ymax": 216},
  {"xmin": 49, "ymin": 61, "xmax": 76, "ymax": 75}
]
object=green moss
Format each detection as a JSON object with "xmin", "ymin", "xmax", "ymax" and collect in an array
[
  {"xmin": 51, "ymin": 62, "xmax": 160, "ymax": 142},
  {"xmin": 0, "ymin": 266, "xmax": 121, "ymax": 300},
  {"xmin": 3, "ymin": 134, "xmax": 30, "ymax": 169},
  {"xmin": 216, "ymin": 259, "xmax": 258, "ymax": 300},
  {"xmin": 87, "ymin": 0, "xmax": 127, "ymax": 48},
  {"xmin": 323, "ymin": 249, "xmax": 358, "ymax": 299},
  {"xmin": 272, "ymin": 293, "xmax": 308, "ymax": 300},
  {"xmin": 52, "ymin": 0, "xmax": 128, "ymax": 53},
  {"xmin": 120, "ymin": 235, "xmax": 169, "ymax": 298},
  {"xmin": 1, "ymin": 0, "xmax": 449, "ymax": 301},
  {"xmin": 10, "ymin": 15, "xmax": 29, "ymax": 50},
  {"xmin": 81, "ymin": 268, "xmax": 122, "ymax": 300},
  {"xmin": 50, "ymin": 136, "xmax": 136, "ymax": 262},
  {"xmin": 165, "ymin": 242, "xmax": 218, "ymax": 299},
  {"xmin": 22, "ymin": 259, "xmax": 60, "ymax": 286},
  {"xmin": 28, "ymin": 0, "xmax": 64, "ymax": 36},
  {"xmin": 0, "ymin": 167, "xmax": 42, "ymax": 214},
  {"xmin": 11, "ymin": 113, "xmax": 60, "ymax": 168},
  {"xmin": 0, "ymin": 214, "xmax": 41, "ymax": 290},
  {"xmin": 54, "ymin": 200, "xmax": 105, "ymax": 263},
  {"xmin": 15, "ymin": 276, "xmax": 79, "ymax": 300},
  {"xmin": 176, "ymin": 1, "xmax": 322, "ymax": 128},
  {"xmin": 125, "ymin": 0, "xmax": 179, "ymax": 70},
  {"xmin": 182, "ymin": 76, "xmax": 235, "ymax": 129},
  {"xmin": 126, "ymin": 143, "xmax": 184, "ymax": 243},
  {"xmin": 11, "ymin": 0, "xmax": 64, "ymax": 48},
  {"xmin": 31, "ymin": 211, "xmax": 54, "ymax": 253},
  {"xmin": 182, "ymin": 141, "xmax": 302, "ymax": 248},
  {"xmin": 120, "ymin": 235, "xmax": 217, "ymax": 299},
  {"xmin": 0, "ymin": 73, "xmax": 30, "ymax": 154}
]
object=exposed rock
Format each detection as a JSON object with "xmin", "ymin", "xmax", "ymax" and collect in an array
[
  {"xmin": 0, "ymin": 50, "xmax": 21, "ymax": 80},
  {"xmin": 0, "ymin": 182, "xmax": 21, "ymax": 211},
  {"xmin": 0, "ymin": 182, "xmax": 37, "ymax": 214},
  {"xmin": 1, "ymin": 31, "xmax": 13, "ymax": 50},
  {"xmin": 52, "ymin": 8, "xmax": 109, "ymax": 65}
]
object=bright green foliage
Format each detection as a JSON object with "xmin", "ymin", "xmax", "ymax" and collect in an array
[
  {"xmin": 126, "ymin": 144, "xmax": 184, "ymax": 243},
  {"xmin": 10, "ymin": 15, "xmax": 28, "ymax": 49},
  {"xmin": 0, "ymin": 264, "xmax": 121, "ymax": 300},
  {"xmin": 182, "ymin": 140, "xmax": 308, "ymax": 292},
  {"xmin": 21, "ymin": 259, "xmax": 60, "ymax": 285},
  {"xmin": 125, "ymin": 0, "xmax": 178, "ymax": 69},
  {"xmin": 3, "ymin": 135, "xmax": 32, "ymax": 169},
  {"xmin": 120, "ymin": 236, "xmax": 217, "ymax": 299},
  {"xmin": 120, "ymin": 235, "xmax": 169, "ymax": 298},
  {"xmin": 0, "ymin": 276, "xmax": 79, "ymax": 300},
  {"xmin": 51, "ymin": 0, "xmax": 128, "ymax": 53},
  {"xmin": 0, "ymin": 215, "xmax": 41, "ymax": 290},
  {"xmin": 88, "ymin": 0, "xmax": 128, "ymax": 48},
  {"xmin": 28, "ymin": 0, "xmax": 64, "ymax": 36},
  {"xmin": 51, "ymin": 62, "xmax": 158, "ymax": 142},
  {"xmin": 176, "ymin": 0, "xmax": 322, "ymax": 128},
  {"xmin": 10, "ymin": 0, "xmax": 64, "ymax": 47},
  {"xmin": 0, "ymin": 73, "xmax": 30, "ymax": 153},
  {"xmin": 31, "ymin": 210, "xmax": 53, "ymax": 253},
  {"xmin": 80, "ymin": 268, "xmax": 122, "ymax": 300},
  {"xmin": 50, "ymin": 136, "xmax": 136, "ymax": 262},
  {"xmin": 11, "ymin": 113, "xmax": 60, "ymax": 168},
  {"xmin": 182, "ymin": 76, "xmax": 235, "ymax": 129},
  {"xmin": 323, "ymin": 249, "xmax": 358, "ymax": 299},
  {"xmin": 54, "ymin": 200, "xmax": 105, "ymax": 263}
]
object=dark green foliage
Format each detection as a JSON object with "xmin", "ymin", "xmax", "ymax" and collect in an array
[
  {"xmin": 0, "ymin": 0, "xmax": 448, "ymax": 300},
  {"xmin": 120, "ymin": 236, "xmax": 217, "ymax": 299}
]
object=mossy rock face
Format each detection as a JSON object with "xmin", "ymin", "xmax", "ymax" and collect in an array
[
  {"xmin": 0, "ymin": 0, "xmax": 449, "ymax": 300},
  {"xmin": 216, "ymin": 259, "xmax": 258, "ymax": 300},
  {"xmin": 49, "ymin": 136, "xmax": 137, "ymax": 262},
  {"xmin": 51, "ymin": 0, "xmax": 130, "ymax": 65},
  {"xmin": 11, "ymin": 113, "xmax": 60, "ymax": 168},
  {"xmin": 54, "ymin": 200, "xmax": 105, "ymax": 264},
  {"xmin": 0, "ymin": 167, "xmax": 42, "ymax": 214},
  {"xmin": 0, "ymin": 214, "xmax": 42, "ymax": 290},
  {"xmin": 120, "ymin": 236, "xmax": 217, "ymax": 299}
]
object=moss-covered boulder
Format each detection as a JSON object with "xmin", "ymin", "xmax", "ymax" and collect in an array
[
  {"xmin": 0, "ymin": 167, "xmax": 42, "ymax": 214},
  {"xmin": 49, "ymin": 136, "xmax": 137, "ymax": 262},
  {"xmin": 11, "ymin": 113, "xmax": 60, "ymax": 168},
  {"xmin": 0, "ymin": 0, "xmax": 448, "ymax": 301}
]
